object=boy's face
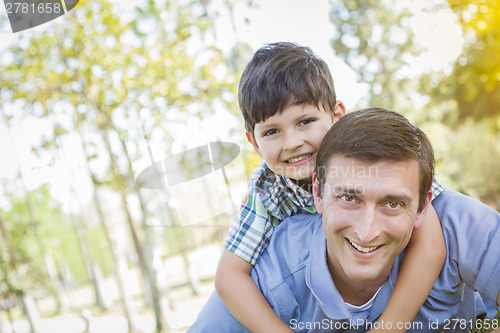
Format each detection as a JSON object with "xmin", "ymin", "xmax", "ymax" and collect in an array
[{"xmin": 247, "ymin": 103, "xmax": 345, "ymax": 182}]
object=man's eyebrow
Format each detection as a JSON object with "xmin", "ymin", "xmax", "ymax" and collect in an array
[
  {"xmin": 382, "ymin": 194, "xmax": 412, "ymax": 203},
  {"xmin": 331, "ymin": 186, "xmax": 413, "ymax": 202}
]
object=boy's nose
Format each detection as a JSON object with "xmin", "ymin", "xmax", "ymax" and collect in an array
[{"xmin": 282, "ymin": 132, "xmax": 304, "ymax": 151}]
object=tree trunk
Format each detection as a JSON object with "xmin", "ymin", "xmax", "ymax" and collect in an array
[
  {"xmin": 20, "ymin": 295, "xmax": 41, "ymax": 333},
  {"xmin": 99, "ymin": 121, "xmax": 172, "ymax": 332},
  {"xmin": 70, "ymin": 215, "xmax": 112, "ymax": 310},
  {"xmin": 80, "ymin": 134, "xmax": 137, "ymax": 333},
  {"xmin": 4, "ymin": 122, "xmax": 65, "ymax": 314},
  {"xmin": 55, "ymin": 137, "xmax": 112, "ymax": 311},
  {"xmin": 115, "ymin": 125, "xmax": 175, "ymax": 330},
  {"xmin": 29, "ymin": 210, "xmax": 67, "ymax": 314}
]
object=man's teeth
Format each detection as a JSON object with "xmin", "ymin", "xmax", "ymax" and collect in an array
[
  {"xmin": 287, "ymin": 154, "xmax": 312, "ymax": 163},
  {"xmin": 348, "ymin": 239, "xmax": 379, "ymax": 253}
]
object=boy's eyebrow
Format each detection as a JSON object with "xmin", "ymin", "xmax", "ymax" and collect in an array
[{"xmin": 255, "ymin": 107, "xmax": 320, "ymax": 133}]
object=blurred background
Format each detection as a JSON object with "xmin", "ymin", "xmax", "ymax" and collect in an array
[{"xmin": 0, "ymin": 0, "xmax": 499, "ymax": 332}]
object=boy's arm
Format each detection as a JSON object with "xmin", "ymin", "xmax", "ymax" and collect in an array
[
  {"xmin": 370, "ymin": 205, "xmax": 446, "ymax": 332},
  {"xmin": 215, "ymin": 249, "xmax": 294, "ymax": 333}
]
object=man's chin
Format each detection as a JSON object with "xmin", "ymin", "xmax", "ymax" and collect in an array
[{"xmin": 344, "ymin": 265, "xmax": 389, "ymax": 283}]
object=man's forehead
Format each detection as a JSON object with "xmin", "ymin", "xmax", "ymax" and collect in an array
[
  {"xmin": 323, "ymin": 157, "xmax": 380, "ymax": 179},
  {"xmin": 322, "ymin": 156, "xmax": 421, "ymax": 198},
  {"xmin": 324, "ymin": 155, "xmax": 420, "ymax": 175}
]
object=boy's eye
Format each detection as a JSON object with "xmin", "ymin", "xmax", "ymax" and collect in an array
[
  {"xmin": 299, "ymin": 119, "xmax": 315, "ymax": 126},
  {"xmin": 263, "ymin": 129, "xmax": 278, "ymax": 136}
]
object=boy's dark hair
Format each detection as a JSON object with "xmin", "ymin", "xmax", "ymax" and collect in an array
[
  {"xmin": 315, "ymin": 108, "xmax": 435, "ymax": 212},
  {"xmin": 239, "ymin": 42, "xmax": 337, "ymax": 134}
]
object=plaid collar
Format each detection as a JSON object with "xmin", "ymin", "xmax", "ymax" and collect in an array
[{"xmin": 253, "ymin": 162, "xmax": 316, "ymax": 219}]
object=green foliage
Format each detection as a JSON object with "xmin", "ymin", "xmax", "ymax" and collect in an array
[
  {"xmin": 430, "ymin": 0, "xmax": 500, "ymax": 122},
  {"xmin": 0, "ymin": 241, "xmax": 48, "ymax": 298},
  {"xmin": 423, "ymin": 0, "xmax": 500, "ymax": 207},
  {"xmin": 433, "ymin": 118, "xmax": 500, "ymax": 206},
  {"xmin": 329, "ymin": 0, "xmax": 421, "ymax": 115},
  {"xmin": 0, "ymin": 188, "xmax": 53, "ymax": 299}
]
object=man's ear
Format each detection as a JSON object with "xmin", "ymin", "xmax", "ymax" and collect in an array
[
  {"xmin": 246, "ymin": 131, "xmax": 262, "ymax": 158},
  {"xmin": 414, "ymin": 190, "xmax": 433, "ymax": 229},
  {"xmin": 333, "ymin": 101, "xmax": 346, "ymax": 124},
  {"xmin": 312, "ymin": 172, "xmax": 323, "ymax": 214}
]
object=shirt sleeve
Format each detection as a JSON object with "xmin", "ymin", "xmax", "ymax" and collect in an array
[
  {"xmin": 187, "ymin": 291, "xmax": 250, "ymax": 333},
  {"xmin": 224, "ymin": 184, "xmax": 276, "ymax": 265},
  {"xmin": 432, "ymin": 189, "xmax": 500, "ymax": 305}
]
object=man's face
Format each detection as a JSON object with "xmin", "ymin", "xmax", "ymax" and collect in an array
[
  {"xmin": 247, "ymin": 103, "xmax": 344, "ymax": 182},
  {"xmin": 313, "ymin": 156, "xmax": 431, "ymax": 283}
]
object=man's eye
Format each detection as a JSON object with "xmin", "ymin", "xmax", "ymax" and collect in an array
[
  {"xmin": 386, "ymin": 201, "xmax": 402, "ymax": 209},
  {"xmin": 340, "ymin": 195, "xmax": 355, "ymax": 203},
  {"xmin": 263, "ymin": 129, "xmax": 278, "ymax": 136}
]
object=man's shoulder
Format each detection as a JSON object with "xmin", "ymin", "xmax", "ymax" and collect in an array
[
  {"xmin": 432, "ymin": 188, "xmax": 498, "ymax": 220},
  {"xmin": 430, "ymin": 188, "xmax": 500, "ymax": 308},
  {"xmin": 252, "ymin": 214, "xmax": 322, "ymax": 284},
  {"xmin": 271, "ymin": 213, "xmax": 322, "ymax": 246}
]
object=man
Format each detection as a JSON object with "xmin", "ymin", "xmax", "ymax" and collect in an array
[{"xmin": 189, "ymin": 108, "xmax": 500, "ymax": 332}]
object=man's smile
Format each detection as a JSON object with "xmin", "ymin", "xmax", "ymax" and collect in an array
[{"xmin": 346, "ymin": 238, "xmax": 381, "ymax": 253}]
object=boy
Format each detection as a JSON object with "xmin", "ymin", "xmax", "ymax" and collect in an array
[{"xmin": 215, "ymin": 42, "xmax": 446, "ymax": 332}]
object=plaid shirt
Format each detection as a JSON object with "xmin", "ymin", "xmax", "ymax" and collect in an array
[{"xmin": 225, "ymin": 162, "xmax": 445, "ymax": 265}]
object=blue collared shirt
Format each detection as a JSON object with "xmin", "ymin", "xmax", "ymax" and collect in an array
[{"xmin": 189, "ymin": 189, "xmax": 500, "ymax": 332}]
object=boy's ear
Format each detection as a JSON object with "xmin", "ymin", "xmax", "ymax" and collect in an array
[
  {"xmin": 333, "ymin": 101, "xmax": 346, "ymax": 124},
  {"xmin": 414, "ymin": 190, "xmax": 433, "ymax": 229},
  {"xmin": 246, "ymin": 131, "xmax": 263, "ymax": 158},
  {"xmin": 312, "ymin": 172, "xmax": 323, "ymax": 214}
]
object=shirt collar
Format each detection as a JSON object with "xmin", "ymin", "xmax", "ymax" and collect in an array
[
  {"xmin": 305, "ymin": 220, "xmax": 351, "ymax": 320},
  {"xmin": 255, "ymin": 163, "xmax": 315, "ymax": 218}
]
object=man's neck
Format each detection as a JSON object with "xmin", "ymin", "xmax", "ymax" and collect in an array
[{"xmin": 326, "ymin": 247, "xmax": 391, "ymax": 306}]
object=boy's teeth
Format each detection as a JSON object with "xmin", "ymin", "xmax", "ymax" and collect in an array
[
  {"xmin": 287, "ymin": 154, "xmax": 312, "ymax": 163},
  {"xmin": 348, "ymin": 239, "xmax": 379, "ymax": 253}
]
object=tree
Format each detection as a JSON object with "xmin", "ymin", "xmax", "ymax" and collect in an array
[
  {"xmin": 329, "ymin": 0, "xmax": 421, "ymax": 117},
  {"xmin": 426, "ymin": 0, "xmax": 500, "ymax": 123},
  {"xmin": 420, "ymin": 0, "xmax": 500, "ymax": 208},
  {"xmin": 0, "ymin": 0, "xmax": 242, "ymax": 331},
  {"xmin": 0, "ymin": 194, "xmax": 52, "ymax": 333}
]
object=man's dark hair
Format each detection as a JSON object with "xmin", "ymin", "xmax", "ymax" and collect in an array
[
  {"xmin": 315, "ymin": 108, "xmax": 435, "ymax": 212},
  {"xmin": 239, "ymin": 42, "xmax": 338, "ymax": 134}
]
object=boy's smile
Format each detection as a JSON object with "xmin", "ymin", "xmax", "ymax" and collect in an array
[{"xmin": 247, "ymin": 103, "xmax": 344, "ymax": 184}]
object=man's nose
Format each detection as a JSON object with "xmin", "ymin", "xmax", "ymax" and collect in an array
[
  {"xmin": 282, "ymin": 131, "xmax": 304, "ymax": 151},
  {"xmin": 353, "ymin": 208, "xmax": 381, "ymax": 243}
]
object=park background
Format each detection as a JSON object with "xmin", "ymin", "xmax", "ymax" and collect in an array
[{"xmin": 0, "ymin": 0, "xmax": 499, "ymax": 332}]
